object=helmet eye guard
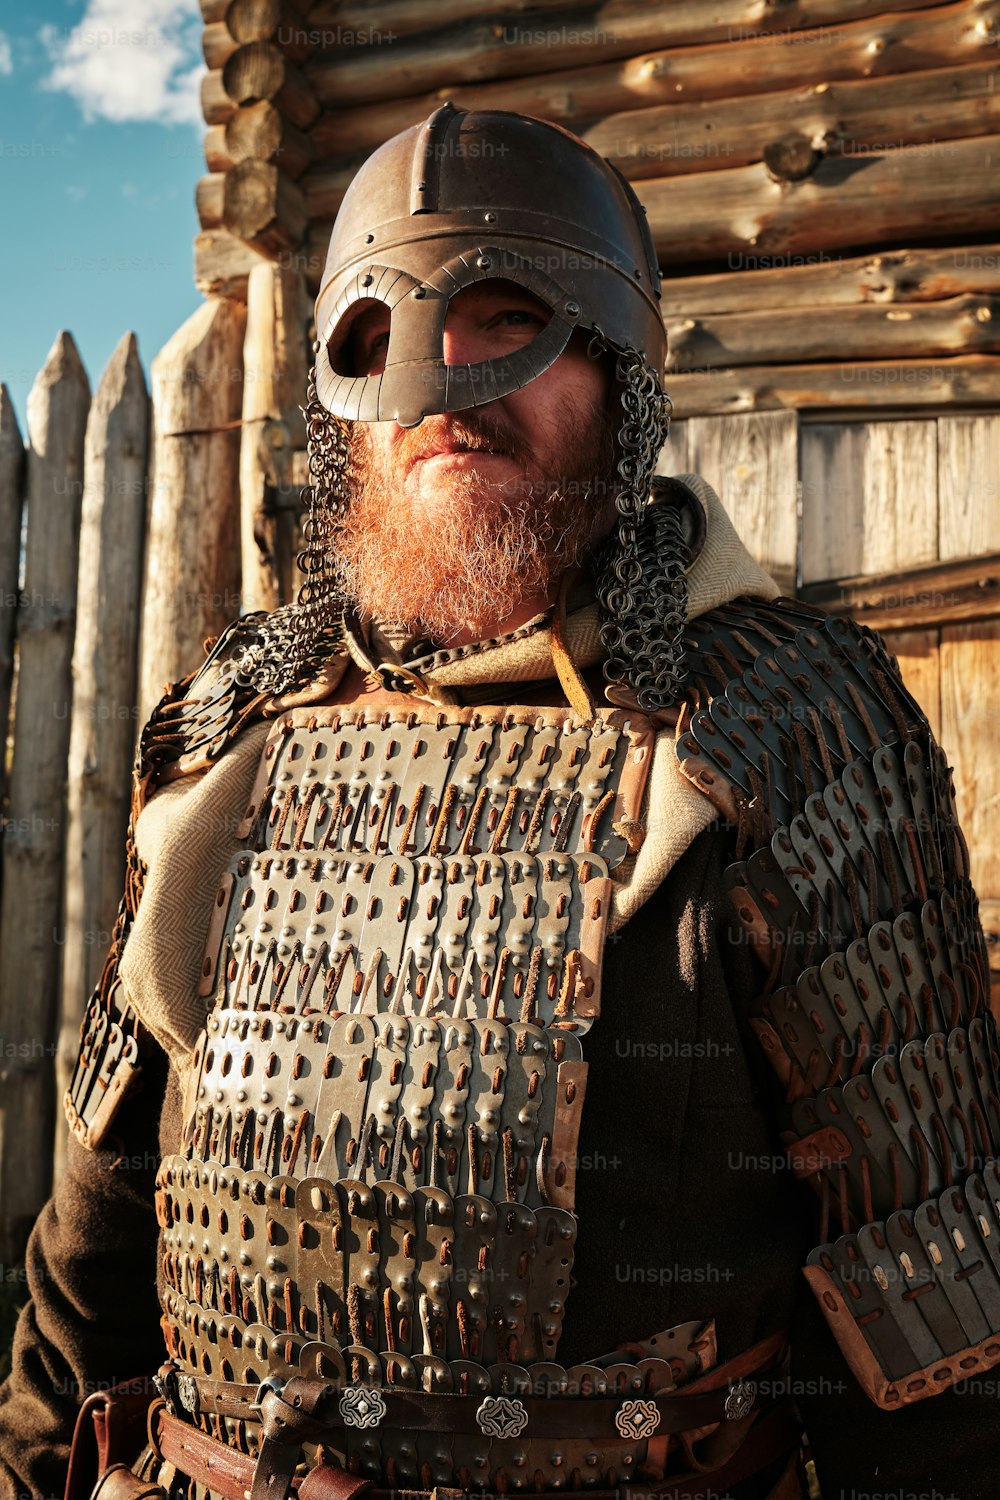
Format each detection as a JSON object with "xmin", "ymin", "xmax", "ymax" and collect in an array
[{"xmin": 316, "ymin": 249, "xmax": 584, "ymax": 428}]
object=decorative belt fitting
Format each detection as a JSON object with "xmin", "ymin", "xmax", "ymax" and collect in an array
[
  {"xmin": 476, "ymin": 1394, "xmax": 529, "ymax": 1438},
  {"xmin": 339, "ymin": 1385, "xmax": 388, "ymax": 1429},
  {"xmin": 724, "ymin": 1380, "xmax": 757, "ymax": 1420},
  {"xmin": 614, "ymin": 1398, "xmax": 660, "ymax": 1438}
]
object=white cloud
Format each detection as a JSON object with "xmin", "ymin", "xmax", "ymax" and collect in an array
[
  {"xmin": 40, "ymin": 0, "xmax": 203, "ymax": 126},
  {"xmin": 0, "ymin": 32, "xmax": 13, "ymax": 76}
]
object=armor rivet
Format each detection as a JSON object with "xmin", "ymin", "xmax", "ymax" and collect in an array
[
  {"xmin": 250, "ymin": 1018, "xmax": 259, "ymax": 1031},
  {"xmin": 261, "ymin": 1091, "xmax": 272, "ymax": 1105},
  {"xmin": 267, "ymin": 1256, "xmax": 284, "ymax": 1272},
  {"xmin": 288, "ymin": 1094, "xmax": 301, "ymax": 1108},
  {"xmin": 566, "ymin": 302, "xmax": 580, "ymax": 317},
  {"xmin": 304, "ymin": 946, "xmax": 316, "ymax": 959},
  {"xmin": 361, "ymin": 274, "xmax": 373, "ymax": 286},
  {"xmin": 275, "ymin": 1020, "xmax": 286, "ymax": 1034},
  {"xmin": 476, "ymin": 255, "xmax": 492, "ymax": 270},
  {"xmin": 412, "ymin": 287, "xmax": 425, "ymax": 299},
  {"xmin": 237, "ymin": 1089, "xmax": 247, "ymax": 1103},
  {"xmin": 239, "ymin": 1251, "xmax": 250, "ymax": 1266},
  {"xmin": 484, "ymin": 212, "xmax": 496, "ymax": 223}
]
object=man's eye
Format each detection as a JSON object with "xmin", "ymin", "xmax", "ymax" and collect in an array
[{"xmin": 496, "ymin": 309, "xmax": 542, "ymax": 326}]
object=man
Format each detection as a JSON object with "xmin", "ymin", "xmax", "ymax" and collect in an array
[{"xmin": 2, "ymin": 103, "xmax": 999, "ymax": 1500}]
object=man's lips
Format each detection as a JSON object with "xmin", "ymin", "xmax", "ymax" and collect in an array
[{"xmin": 407, "ymin": 444, "xmax": 510, "ymax": 472}]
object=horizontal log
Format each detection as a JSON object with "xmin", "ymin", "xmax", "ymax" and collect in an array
[
  {"xmin": 306, "ymin": 0, "xmax": 952, "ymax": 109},
  {"xmin": 223, "ymin": 42, "xmax": 319, "ymax": 130},
  {"xmin": 204, "ymin": 123, "xmax": 235, "ymax": 173},
  {"xmin": 223, "ymin": 158, "xmax": 307, "ymax": 253},
  {"xmin": 194, "ymin": 228, "xmax": 271, "ymax": 300},
  {"xmin": 666, "ymin": 293, "xmax": 1000, "ymax": 371},
  {"xmin": 227, "ymin": 0, "xmax": 313, "ymax": 61},
  {"xmin": 203, "ymin": 19, "xmax": 238, "ymax": 69},
  {"xmin": 201, "ymin": 0, "xmax": 229, "ymax": 19},
  {"xmin": 307, "ymin": 0, "xmax": 995, "ymax": 147},
  {"xmin": 584, "ymin": 59, "xmax": 1000, "ymax": 179},
  {"xmin": 799, "ymin": 551, "xmax": 1000, "ymax": 629},
  {"xmin": 665, "ymin": 354, "xmax": 1000, "ymax": 417},
  {"xmin": 307, "ymin": 0, "xmax": 582, "ymax": 39},
  {"xmin": 196, "ymin": 172, "xmax": 226, "ymax": 230},
  {"xmin": 225, "ymin": 99, "xmax": 314, "ymax": 176},
  {"xmin": 201, "ymin": 68, "xmax": 235, "ymax": 126},
  {"xmin": 300, "ymin": 158, "xmax": 360, "ymax": 222},
  {"xmin": 660, "ymin": 245, "xmax": 1000, "ymax": 316},
  {"xmin": 643, "ymin": 135, "xmax": 1000, "ymax": 264}
]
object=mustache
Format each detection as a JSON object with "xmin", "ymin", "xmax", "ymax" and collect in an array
[{"xmin": 355, "ymin": 409, "xmax": 535, "ymax": 471}]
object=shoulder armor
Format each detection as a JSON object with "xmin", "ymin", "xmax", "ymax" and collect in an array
[
  {"xmin": 676, "ymin": 593, "xmax": 999, "ymax": 1410},
  {"xmin": 135, "ymin": 605, "xmax": 344, "ymax": 797},
  {"xmin": 65, "ymin": 605, "xmax": 343, "ymax": 1149}
]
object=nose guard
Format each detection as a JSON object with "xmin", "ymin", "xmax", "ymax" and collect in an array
[{"xmin": 315, "ymin": 248, "xmax": 585, "ymax": 428}]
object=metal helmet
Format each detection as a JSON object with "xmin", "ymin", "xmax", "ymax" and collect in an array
[
  {"xmin": 313, "ymin": 101, "xmax": 666, "ymax": 426},
  {"xmin": 290, "ymin": 105, "xmax": 689, "ymax": 715}
]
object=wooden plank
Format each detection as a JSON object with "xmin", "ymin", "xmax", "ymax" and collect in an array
[
  {"xmin": 879, "ymin": 627, "xmax": 941, "ymax": 742},
  {"xmin": 306, "ymin": 0, "xmax": 992, "ymax": 151},
  {"xmin": 55, "ymin": 335, "xmax": 148, "ymax": 1180},
  {"xmin": 940, "ymin": 621, "xmax": 1000, "ymax": 895},
  {"xmin": 685, "ymin": 412, "xmax": 798, "ymax": 591},
  {"xmin": 0, "ymin": 386, "xmax": 24, "ymax": 824},
  {"xmin": 307, "ymin": 0, "xmax": 959, "ymax": 111},
  {"xmin": 0, "ymin": 334, "xmax": 90, "ymax": 1261},
  {"xmin": 799, "ymin": 552, "xmax": 1000, "ymax": 629},
  {"xmin": 667, "ymin": 294, "xmax": 1000, "ymax": 372},
  {"xmin": 142, "ymin": 299, "xmax": 246, "ymax": 722},
  {"xmin": 643, "ymin": 136, "xmax": 1000, "ymax": 265},
  {"xmin": 660, "ymin": 246, "xmax": 1000, "ymax": 317},
  {"xmin": 938, "ymin": 415, "xmax": 1000, "ymax": 560},
  {"xmin": 664, "ymin": 355, "xmax": 1000, "ymax": 418},
  {"xmin": 655, "ymin": 418, "xmax": 688, "ymax": 477},
  {"xmin": 240, "ymin": 262, "xmax": 309, "ymax": 611},
  {"xmin": 800, "ymin": 421, "xmax": 937, "ymax": 582},
  {"xmin": 585, "ymin": 60, "xmax": 1000, "ymax": 180}
]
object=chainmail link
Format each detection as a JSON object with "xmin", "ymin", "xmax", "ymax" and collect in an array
[
  {"xmin": 281, "ymin": 359, "xmax": 353, "ymax": 677},
  {"xmin": 592, "ymin": 345, "xmax": 690, "ymax": 714}
]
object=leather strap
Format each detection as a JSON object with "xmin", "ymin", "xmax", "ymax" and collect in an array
[
  {"xmin": 173, "ymin": 1329, "xmax": 787, "ymax": 1441},
  {"xmin": 154, "ymin": 1397, "xmax": 800, "ymax": 1500}
]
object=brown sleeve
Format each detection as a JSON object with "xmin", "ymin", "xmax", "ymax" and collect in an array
[{"xmin": 0, "ymin": 1050, "xmax": 168, "ymax": 1499}]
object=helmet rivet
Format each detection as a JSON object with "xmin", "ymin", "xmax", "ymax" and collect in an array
[
  {"xmin": 412, "ymin": 287, "xmax": 426, "ymax": 299},
  {"xmin": 476, "ymin": 255, "xmax": 492, "ymax": 270},
  {"xmin": 566, "ymin": 302, "xmax": 580, "ymax": 318},
  {"xmin": 361, "ymin": 274, "xmax": 373, "ymax": 287},
  {"xmin": 365, "ymin": 233, "xmax": 374, "ymax": 243},
  {"xmin": 483, "ymin": 212, "xmax": 496, "ymax": 223}
]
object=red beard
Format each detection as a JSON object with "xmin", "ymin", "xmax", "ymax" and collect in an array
[{"xmin": 331, "ymin": 395, "xmax": 618, "ymax": 644}]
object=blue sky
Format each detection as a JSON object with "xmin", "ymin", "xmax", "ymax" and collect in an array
[{"xmin": 0, "ymin": 0, "xmax": 206, "ymax": 433}]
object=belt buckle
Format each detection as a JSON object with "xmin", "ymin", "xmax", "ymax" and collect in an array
[{"xmin": 251, "ymin": 1373, "xmax": 287, "ymax": 1415}]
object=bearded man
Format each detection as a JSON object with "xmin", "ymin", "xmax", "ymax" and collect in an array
[{"xmin": 2, "ymin": 104, "xmax": 1000, "ymax": 1500}]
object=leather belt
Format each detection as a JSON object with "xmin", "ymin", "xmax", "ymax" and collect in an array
[
  {"xmin": 158, "ymin": 1330, "xmax": 787, "ymax": 1442},
  {"xmin": 154, "ymin": 1398, "xmax": 801, "ymax": 1500}
]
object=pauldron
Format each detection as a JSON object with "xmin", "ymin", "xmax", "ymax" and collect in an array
[{"xmin": 676, "ymin": 594, "xmax": 1000, "ymax": 1410}]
